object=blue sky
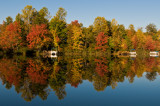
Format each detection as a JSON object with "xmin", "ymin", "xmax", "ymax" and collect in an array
[{"xmin": 0, "ymin": 0, "xmax": 160, "ymax": 31}]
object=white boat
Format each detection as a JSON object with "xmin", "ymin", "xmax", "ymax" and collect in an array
[
  {"xmin": 129, "ymin": 52, "xmax": 137, "ymax": 57},
  {"xmin": 150, "ymin": 51, "xmax": 159, "ymax": 57},
  {"xmin": 129, "ymin": 52, "xmax": 137, "ymax": 55},
  {"xmin": 130, "ymin": 55, "xmax": 137, "ymax": 57}
]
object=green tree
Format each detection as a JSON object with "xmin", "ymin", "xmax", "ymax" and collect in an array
[
  {"xmin": 146, "ymin": 23, "xmax": 158, "ymax": 40},
  {"xmin": 32, "ymin": 7, "xmax": 50, "ymax": 25},
  {"xmin": 49, "ymin": 8, "xmax": 67, "ymax": 51},
  {"xmin": 93, "ymin": 17, "xmax": 109, "ymax": 35},
  {"xmin": 82, "ymin": 25, "xmax": 95, "ymax": 50},
  {"xmin": 146, "ymin": 23, "xmax": 157, "ymax": 34},
  {"xmin": 15, "ymin": 13, "xmax": 28, "ymax": 46},
  {"xmin": 56, "ymin": 7, "xmax": 67, "ymax": 21},
  {"xmin": 109, "ymin": 19, "xmax": 126, "ymax": 51},
  {"xmin": 21, "ymin": 5, "xmax": 36, "ymax": 26},
  {"xmin": 5, "ymin": 16, "xmax": 13, "ymax": 25}
]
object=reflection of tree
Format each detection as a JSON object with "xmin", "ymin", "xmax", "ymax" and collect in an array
[
  {"xmin": 55, "ymin": 85, "xmax": 66, "ymax": 100},
  {"xmin": 126, "ymin": 59, "xmax": 135, "ymax": 83},
  {"xmin": 126, "ymin": 70, "xmax": 135, "ymax": 83},
  {"xmin": 93, "ymin": 57, "xmax": 109, "ymax": 91},
  {"xmin": 95, "ymin": 58, "xmax": 108, "ymax": 77},
  {"xmin": 0, "ymin": 58, "xmax": 22, "ymax": 87},
  {"xmin": 92, "ymin": 57, "xmax": 160, "ymax": 91},
  {"xmin": 146, "ymin": 72, "xmax": 157, "ymax": 81},
  {"xmin": 49, "ymin": 60, "xmax": 67, "ymax": 100},
  {"xmin": 0, "ymin": 56, "xmax": 160, "ymax": 101},
  {"xmin": 0, "ymin": 57, "xmax": 51, "ymax": 102},
  {"xmin": 145, "ymin": 57, "xmax": 156, "ymax": 72},
  {"xmin": 93, "ymin": 76, "xmax": 109, "ymax": 91},
  {"xmin": 31, "ymin": 83, "xmax": 50, "ymax": 100},
  {"xmin": 66, "ymin": 58, "xmax": 83, "ymax": 88},
  {"xmin": 131, "ymin": 58, "xmax": 145, "ymax": 78},
  {"xmin": 23, "ymin": 58, "xmax": 51, "ymax": 101},
  {"xmin": 20, "ymin": 79, "xmax": 34, "ymax": 102},
  {"xmin": 26, "ymin": 59, "xmax": 50, "ymax": 85},
  {"xmin": 108, "ymin": 58, "xmax": 126, "ymax": 89},
  {"xmin": 20, "ymin": 79, "xmax": 49, "ymax": 102}
]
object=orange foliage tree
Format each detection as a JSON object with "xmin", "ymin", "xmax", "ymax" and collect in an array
[
  {"xmin": 0, "ymin": 22, "xmax": 22, "ymax": 50},
  {"xmin": 145, "ymin": 36, "xmax": 156, "ymax": 50},
  {"xmin": 131, "ymin": 35, "xmax": 138, "ymax": 49}
]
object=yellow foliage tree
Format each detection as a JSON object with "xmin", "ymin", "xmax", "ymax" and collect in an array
[{"xmin": 72, "ymin": 24, "xmax": 84, "ymax": 50}]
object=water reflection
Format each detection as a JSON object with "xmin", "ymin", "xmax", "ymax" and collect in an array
[{"xmin": 0, "ymin": 55, "xmax": 160, "ymax": 101}]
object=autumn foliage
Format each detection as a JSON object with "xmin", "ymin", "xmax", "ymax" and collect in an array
[
  {"xmin": 67, "ymin": 20, "xmax": 84, "ymax": 50},
  {"xmin": 131, "ymin": 35, "xmax": 138, "ymax": 49},
  {"xmin": 27, "ymin": 24, "xmax": 49, "ymax": 49},
  {"xmin": 145, "ymin": 36, "xmax": 156, "ymax": 50},
  {"xmin": 26, "ymin": 59, "xmax": 49, "ymax": 85},
  {"xmin": 0, "ymin": 22, "xmax": 22, "ymax": 50},
  {"xmin": 0, "ymin": 6, "xmax": 160, "ymax": 52},
  {"xmin": 95, "ymin": 58, "xmax": 108, "ymax": 77},
  {"xmin": 0, "ymin": 58, "xmax": 22, "ymax": 86},
  {"xmin": 95, "ymin": 32, "xmax": 108, "ymax": 51}
]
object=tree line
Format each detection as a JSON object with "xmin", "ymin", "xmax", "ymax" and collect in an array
[{"xmin": 0, "ymin": 5, "xmax": 160, "ymax": 53}]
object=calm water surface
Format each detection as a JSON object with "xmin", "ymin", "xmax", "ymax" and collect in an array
[{"xmin": 0, "ymin": 56, "xmax": 160, "ymax": 106}]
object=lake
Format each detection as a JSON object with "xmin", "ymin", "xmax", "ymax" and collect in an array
[{"xmin": 0, "ymin": 55, "xmax": 160, "ymax": 106}]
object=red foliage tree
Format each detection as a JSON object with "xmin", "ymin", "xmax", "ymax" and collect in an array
[
  {"xmin": 71, "ymin": 20, "xmax": 81, "ymax": 27},
  {"xmin": 27, "ymin": 24, "xmax": 49, "ymax": 49},
  {"xmin": 0, "ymin": 22, "xmax": 22, "ymax": 50},
  {"xmin": 95, "ymin": 32, "xmax": 108, "ymax": 51}
]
